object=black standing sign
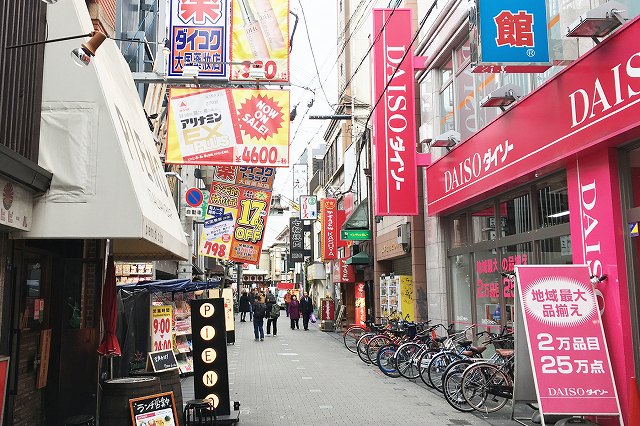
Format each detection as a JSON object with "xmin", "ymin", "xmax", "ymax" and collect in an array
[
  {"xmin": 191, "ymin": 298, "xmax": 230, "ymax": 416},
  {"xmin": 147, "ymin": 350, "xmax": 178, "ymax": 372}
]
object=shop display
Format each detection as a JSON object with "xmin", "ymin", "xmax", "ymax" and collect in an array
[
  {"xmin": 379, "ymin": 275, "xmax": 415, "ymax": 321},
  {"xmin": 116, "ymin": 262, "xmax": 154, "ymax": 285}
]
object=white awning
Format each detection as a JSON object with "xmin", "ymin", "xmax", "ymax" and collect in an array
[{"xmin": 12, "ymin": 0, "xmax": 188, "ymax": 260}]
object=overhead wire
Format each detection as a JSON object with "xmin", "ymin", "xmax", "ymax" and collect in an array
[{"xmin": 297, "ymin": 0, "xmax": 332, "ymax": 107}]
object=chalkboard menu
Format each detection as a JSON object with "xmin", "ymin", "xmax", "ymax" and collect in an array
[
  {"xmin": 191, "ymin": 298, "xmax": 230, "ymax": 416},
  {"xmin": 147, "ymin": 350, "xmax": 178, "ymax": 372},
  {"xmin": 129, "ymin": 391, "xmax": 179, "ymax": 426}
]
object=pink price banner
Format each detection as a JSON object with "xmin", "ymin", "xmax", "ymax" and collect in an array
[{"xmin": 516, "ymin": 265, "xmax": 620, "ymax": 416}]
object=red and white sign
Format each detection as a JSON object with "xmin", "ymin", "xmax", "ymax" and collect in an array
[
  {"xmin": 355, "ymin": 283, "xmax": 366, "ymax": 326},
  {"xmin": 426, "ymin": 16, "xmax": 640, "ymax": 214},
  {"xmin": 372, "ymin": 9, "xmax": 418, "ymax": 216},
  {"xmin": 516, "ymin": 265, "xmax": 620, "ymax": 416},
  {"xmin": 332, "ymin": 257, "xmax": 355, "ymax": 283},
  {"xmin": 320, "ymin": 198, "xmax": 338, "ymax": 260},
  {"xmin": 151, "ymin": 306, "xmax": 173, "ymax": 353},
  {"xmin": 321, "ymin": 298, "xmax": 335, "ymax": 321}
]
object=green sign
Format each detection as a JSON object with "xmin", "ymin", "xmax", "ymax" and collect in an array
[{"xmin": 340, "ymin": 229, "xmax": 371, "ymax": 240}]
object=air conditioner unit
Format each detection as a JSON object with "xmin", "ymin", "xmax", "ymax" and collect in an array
[{"xmin": 397, "ymin": 223, "xmax": 410, "ymax": 245}]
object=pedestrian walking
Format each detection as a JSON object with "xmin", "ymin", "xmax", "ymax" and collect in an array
[
  {"xmin": 267, "ymin": 294, "xmax": 280, "ymax": 336},
  {"xmin": 299, "ymin": 292, "xmax": 314, "ymax": 331},
  {"xmin": 289, "ymin": 295, "xmax": 300, "ymax": 330},
  {"xmin": 253, "ymin": 298, "xmax": 267, "ymax": 341},
  {"xmin": 265, "ymin": 290, "xmax": 276, "ymax": 335},
  {"xmin": 248, "ymin": 289, "xmax": 256, "ymax": 321},
  {"xmin": 239, "ymin": 291, "xmax": 250, "ymax": 322},
  {"xmin": 284, "ymin": 289, "xmax": 292, "ymax": 317}
]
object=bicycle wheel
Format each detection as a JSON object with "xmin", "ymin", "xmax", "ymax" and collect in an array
[
  {"xmin": 461, "ymin": 363, "xmax": 511, "ymax": 413},
  {"xmin": 356, "ymin": 333, "xmax": 375, "ymax": 364},
  {"xmin": 443, "ymin": 359, "xmax": 475, "ymax": 412},
  {"xmin": 427, "ymin": 352, "xmax": 462, "ymax": 392},
  {"xmin": 367, "ymin": 335, "xmax": 393, "ymax": 364},
  {"xmin": 417, "ymin": 349, "xmax": 438, "ymax": 388},
  {"xmin": 343, "ymin": 326, "xmax": 366, "ymax": 353},
  {"xmin": 395, "ymin": 343, "xmax": 422, "ymax": 380},
  {"xmin": 377, "ymin": 344, "xmax": 401, "ymax": 378}
]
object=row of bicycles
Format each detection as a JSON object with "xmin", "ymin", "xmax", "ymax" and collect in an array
[{"xmin": 342, "ymin": 316, "xmax": 515, "ymax": 414}]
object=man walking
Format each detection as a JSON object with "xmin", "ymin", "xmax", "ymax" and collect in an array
[
  {"xmin": 247, "ymin": 288, "xmax": 256, "ymax": 321},
  {"xmin": 252, "ymin": 298, "xmax": 266, "ymax": 341},
  {"xmin": 299, "ymin": 292, "xmax": 314, "ymax": 331}
]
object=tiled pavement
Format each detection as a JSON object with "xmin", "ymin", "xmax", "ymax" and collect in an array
[{"xmin": 182, "ymin": 315, "xmax": 526, "ymax": 425}]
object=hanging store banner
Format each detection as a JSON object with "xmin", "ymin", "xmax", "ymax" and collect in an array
[
  {"xmin": 292, "ymin": 163, "xmax": 307, "ymax": 206},
  {"xmin": 515, "ymin": 265, "xmax": 620, "ymax": 417},
  {"xmin": 320, "ymin": 198, "xmax": 338, "ymax": 261},
  {"xmin": 332, "ymin": 257, "xmax": 355, "ymax": 283},
  {"xmin": 230, "ymin": 0, "xmax": 290, "ymax": 82},
  {"xmin": 299, "ymin": 195, "xmax": 317, "ymax": 220},
  {"xmin": 199, "ymin": 166, "xmax": 274, "ymax": 264},
  {"xmin": 166, "ymin": 87, "xmax": 290, "ymax": 167},
  {"xmin": 289, "ymin": 217, "xmax": 304, "ymax": 252},
  {"xmin": 168, "ymin": 0, "xmax": 230, "ymax": 79},
  {"xmin": 355, "ymin": 283, "xmax": 366, "ymax": 326},
  {"xmin": 372, "ymin": 9, "xmax": 418, "ymax": 216},
  {"xmin": 471, "ymin": 0, "xmax": 551, "ymax": 73}
]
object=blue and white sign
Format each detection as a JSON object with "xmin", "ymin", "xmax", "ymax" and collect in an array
[{"xmin": 474, "ymin": 0, "xmax": 550, "ymax": 72}]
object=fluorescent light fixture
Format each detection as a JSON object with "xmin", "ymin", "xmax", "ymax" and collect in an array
[
  {"xmin": 548, "ymin": 210, "xmax": 570, "ymax": 218},
  {"xmin": 480, "ymin": 83, "xmax": 522, "ymax": 110},
  {"xmin": 567, "ymin": 1, "xmax": 627, "ymax": 43},
  {"xmin": 429, "ymin": 130, "xmax": 460, "ymax": 151}
]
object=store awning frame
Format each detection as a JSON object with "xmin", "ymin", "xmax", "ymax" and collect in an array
[
  {"xmin": 345, "ymin": 251, "xmax": 371, "ymax": 265},
  {"xmin": 342, "ymin": 199, "xmax": 370, "ymax": 231}
]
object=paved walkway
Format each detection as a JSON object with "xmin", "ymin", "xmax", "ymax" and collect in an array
[{"xmin": 182, "ymin": 315, "xmax": 522, "ymax": 425}]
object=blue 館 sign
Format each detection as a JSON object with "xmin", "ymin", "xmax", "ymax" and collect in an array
[{"xmin": 478, "ymin": 0, "xmax": 550, "ymax": 67}]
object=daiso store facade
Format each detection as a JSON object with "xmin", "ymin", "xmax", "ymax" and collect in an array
[{"xmin": 424, "ymin": 14, "xmax": 640, "ymax": 423}]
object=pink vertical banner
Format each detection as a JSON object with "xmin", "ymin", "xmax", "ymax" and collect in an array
[
  {"xmin": 516, "ymin": 265, "xmax": 620, "ymax": 417},
  {"xmin": 372, "ymin": 9, "xmax": 418, "ymax": 216},
  {"xmin": 355, "ymin": 283, "xmax": 366, "ymax": 327}
]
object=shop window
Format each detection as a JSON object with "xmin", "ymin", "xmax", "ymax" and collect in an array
[
  {"xmin": 473, "ymin": 249, "xmax": 501, "ymax": 327},
  {"xmin": 540, "ymin": 235, "xmax": 572, "ymax": 264},
  {"xmin": 450, "ymin": 254, "xmax": 472, "ymax": 324},
  {"xmin": 439, "ymin": 58, "xmax": 455, "ymax": 133},
  {"xmin": 499, "ymin": 243, "xmax": 532, "ymax": 325},
  {"xmin": 449, "ymin": 213, "xmax": 468, "ymax": 248},
  {"xmin": 471, "ymin": 204, "xmax": 498, "ymax": 243},
  {"xmin": 537, "ymin": 178, "xmax": 569, "ymax": 228},
  {"xmin": 500, "ymin": 193, "xmax": 532, "ymax": 236}
]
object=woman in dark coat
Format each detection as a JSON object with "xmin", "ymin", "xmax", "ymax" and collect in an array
[
  {"xmin": 289, "ymin": 295, "xmax": 300, "ymax": 330},
  {"xmin": 239, "ymin": 291, "xmax": 250, "ymax": 322}
]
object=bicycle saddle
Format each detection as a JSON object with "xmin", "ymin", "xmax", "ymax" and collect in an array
[
  {"xmin": 461, "ymin": 345, "xmax": 486, "ymax": 356},
  {"xmin": 496, "ymin": 349, "xmax": 514, "ymax": 358}
]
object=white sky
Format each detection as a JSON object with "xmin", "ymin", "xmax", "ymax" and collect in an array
[{"xmin": 263, "ymin": 0, "xmax": 339, "ymax": 246}]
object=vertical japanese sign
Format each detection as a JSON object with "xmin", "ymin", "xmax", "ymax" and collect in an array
[
  {"xmin": 299, "ymin": 195, "xmax": 317, "ymax": 220},
  {"xmin": 151, "ymin": 306, "xmax": 173, "ymax": 352},
  {"xmin": 230, "ymin": 0, "xmax": 290, "ymax": 81},
  {"xmin": 289, "ymin": 217, "xmax": 304, "ymax": 253},
  {"xmin": 515, "ymin": 265, "xmax": 620, "ymax": 416},
  {"xmin": 169, "ymin": 0, "xmax": 230, "ymax": 79},
  {"xmin": 472, "ymin": 0, "xmax": 550, "ymax": 72},
  {"xmin": 372, "ymin": 9, "xmax": 418, "ymax": 216},
  {"xmin": 320, "ymin": 198, "xmax": 338, "ymax": 260},
  {"xmin": 332, "ymin": 257, "xmax": 355, "ymax": 283},
  {"xmin": 199, "ymin": 166, "xmax": 275, "ymax": 264},
  {"xmin": 166, "ymin": 88, "xmax": 290, "ymax": 167},
  {"xmin": 292, "ymin": 163, "xmax": 307, "ymax": 205},
  {"xmin": 355, "ymin": 283, "xmax": 366, "ymax": 326}
]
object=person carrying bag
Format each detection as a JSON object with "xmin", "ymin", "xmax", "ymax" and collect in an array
[{"xmin": 266, "ymin": 291, "xmax": 280, "ymax": 336}]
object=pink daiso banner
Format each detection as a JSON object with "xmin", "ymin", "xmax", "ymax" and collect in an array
[
  {"xmin": 372, "ymin": 9, "xmax": 418, "ymax": 216},
  {"xmin": 516, "ymin": 265, "xmax": 620, "ymax": 417}
]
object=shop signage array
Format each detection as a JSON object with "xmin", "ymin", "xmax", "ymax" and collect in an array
[
  {"xmin": 299, "ymin": 195, "xmax": 317, "ymax": 219},
  {"xmin": 340, "ymin": 229, "xmax": 371, "ymax": 240},
  {"xmin": 168, "ymin": 0, "xmax": 229, "ymax": 79},
  {"xmin": 191, "ymin": 298, "xmax": 231, "ymax": 416},
  {"xmin": 199, "ymin": 166, "xmax": 275, "ymax": 264},
  {"xmin": 129, "ymin": 391, "xmax": 179, "ymax": 426},
  {"xmin": 515, "ymin": 265, "xmax": 620, "ymax": 417},
  {"xmin": 230, "ymin": 0, "xmax": 290, "ymax": 82},
  {"xmin": 166, "ymin": 88, "xmax": 290, "ymax": 167},
  {"xmin": 320, "ymin": 198, "xmax": 338, "ymax": 260},
  {"xmin": 372, "ymin": 8, "xmax": 418, "ymax": 216},
  {"xmin": 426, "ymin": 17, "xmax": 640, "ymax": 214},
  {"xmin": 471, "ymin": 0, "xmax": 551, "ymax": 73}
]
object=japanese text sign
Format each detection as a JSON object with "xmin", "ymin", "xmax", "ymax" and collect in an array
[
  {"xmin": 332, "ymin": 257, "xmax": 355, "ymax": 283},
  {"xmin": 151, "ymin": 306, "xmax": 174, "ymax": 353},
  {"xmin": 320, "ymin": 198, "xmax": 338, "ymax": 260},
  {"xmin": 230, "ymin": 0, "xmax": 289, "ymax": 81},
  {"xmin": 372, "ymin": 9, "xmax": 418, "ymax": 216},
  {"xmin": 299, "ymin": 195, "xmax": 317, "ymax": 220},
  {"xmin": 515, "ymin": 265, "xmax": 620, "ymax": 416},
  {"xmin": 166, "ymin": 87, "xmax": 290, "ymax": 167},
  {"xmin": 199, "ymin": 166, "xmax": 274, "ymax": 264},
  {"xmin": 473, "ymin": 0, "xmax": 550, "ymax": 72},
  {"xmin": 129, "ymin": 392, "xmax": 179, "ymax": 426},
  {"xmin": 169, "ymin": 0, "xmax": 230, "ymax": 79},
  {"xmin": 355, "ymin": 283, "xmax": 366, "ymax": 326},
  {"xmin": 289, "ymin": 217, "xmax": 304, "ymax": 252}
]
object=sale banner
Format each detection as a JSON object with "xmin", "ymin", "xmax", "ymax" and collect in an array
[
  {"xmin": 230, "ymin": 0, "xmax": 289, "ymax": 82},
  {"xmin": 168, "ymin": 0, "xmax": 230, "ymax": 79},
  {"xmin": 199, "ymin": 166, "xmax": 274, "ymax": 264},
  {"xmin": 355, "ymin": 283, "xmax": 366, "ymax": 327},
  {"xmin": 166, "ymin": 87, "xmax": 290, "ymax": 167},
  {"xmin": 515, "ymin": 265, "xmax": 620, "ymax": 416},
  {"xmin": 320, "ymin": 198, "xmax": 338, "ymax": 260},
  {"xmin": 151, "ymin": 306, "xmax": 173, "ymax": 352}
]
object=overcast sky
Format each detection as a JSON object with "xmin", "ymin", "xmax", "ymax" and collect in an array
[{"xmin": 263, "ymin": 0, "xmax": 339, "ymax": 246}]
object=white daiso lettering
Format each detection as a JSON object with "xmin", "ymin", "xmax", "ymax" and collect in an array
[
  {"xmin": 581, "ymin": 180, "xmax": 603, "ymax": 278},
  {"xmin": 444, "ymin": 153, "xmax": 482, "ymax": 193},
  {"xmin": 547, "ymin": 387, "xmax": 586, "ymax": 397},
  {"xmin": 385, "ymin": 45, "xmax": 409, "ymax": 192},
  {"xmin": 569, "ymin": 51, "xmax": 640, "ymax": 127}
]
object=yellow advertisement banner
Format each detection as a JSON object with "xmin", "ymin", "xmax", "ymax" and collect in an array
[
  {"xmin": 399, "ymin": 276, "xmax": 415, "ymax": 321},
  {"xmin": 151, "ymin": 306, "xmax": 173, "ymax": 352},
  {"xmin": 230, "ymin": 0, "xmax": 290, "ymax": 81},
  {"xmin": 166, "ymin": 88, "xmax": 290, "ymax": 167}
]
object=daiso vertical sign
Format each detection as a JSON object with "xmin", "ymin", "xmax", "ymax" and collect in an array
[
  {"xmin": 320, "ymin": 198, "xmax": 338, "ymax": 260},
  {"xmin": 372, "ymin": 8, "xmax": 418, "ymax": 216},
  {"xmin": 515, "ymin": 265, "xmax": 620, "ymax": 417}
]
